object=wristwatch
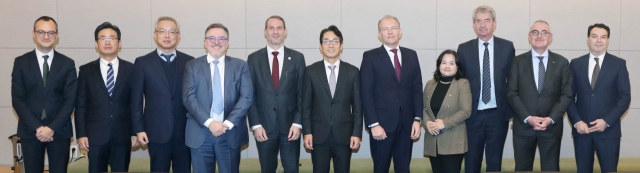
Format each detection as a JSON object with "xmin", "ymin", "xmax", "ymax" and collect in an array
[{"xmin": 414, "ymin": 118, "xmax": 422, "ymax": 124}]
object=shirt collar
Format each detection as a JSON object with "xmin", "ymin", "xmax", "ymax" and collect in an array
[
  {"xmin": 531, "ymin": 49, "xmax": 549, "ymax": 59},
  {"xmin": 383, "ymin": 44, "xmax": 400, "ymax": 52},
  {"xmin": 267, "ymin": 45, "xmax": 285, "ymax": 55},
  {"xmin": 207, "ymin": 54, "xmax": 226, "ymax": 65},
  {"xmin": 156, "ymin": 49, "xmax": 177, "ymax": 58},
  {"xmin": 589, "ymin": 52, "xmax": 606, "ymax": 60},
  {"xmin": 323, "ymin": 59, "xmax": 341, "ymax": 69},
  {"xmin": 99, "ymin": 57, "xmax": 119, "ymax": 66},
  {"xmin": 478, "ymin": 36, "xmax": 495, "ymax": 46},
  {"xmin": 35, "ymin": 48, "xmax": 54, "ymax": 60}
]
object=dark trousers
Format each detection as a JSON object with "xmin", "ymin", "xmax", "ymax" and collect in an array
[
  {"xmin": 190, "ymin": 132, "xmax": 241, "ymax": 173},
  {"xmin": 429, "ymin": 153, "xmax": 465, "ymax": 173},
  {"xmin": 88, "ymin": 138, "xmax": 131, "ymax": 173},
  {"xmin": 464, "ymin": 109, "xmax": 509, "ymax": 173},
  {"xmin": 311, "ymin": 129, "xmax": 352, "ymax": 173},
  {"xmin": 573, "ymin": 136, "xmax": 620, "ymax": 173},
  {"xmin": 370, "ymin": 123, "xmax": 413, "ymax": 173},
  {"xmin": 147, "ymin": 131, "xmax": 191, "ymax": 173},
  {"xmin": 257, "ymin": 132, "xmax": 301, "ymax": 173},
  {"xmin": 513, "ymin": 134, "xmax": 561, "ymax": 171},
  {"xmin": 21, "ymin": 138, "xmax": 70, "ymax": 173}
]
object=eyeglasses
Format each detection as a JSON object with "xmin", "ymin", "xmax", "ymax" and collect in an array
[
  {"xmin": 322, "ymin": 39, "xmax": 340, "ymax": 45},
  {"xmin": 205, "ymin": 36, "xmax": 228, "ymax": 43},
  {"xmin": 35, "ymin": 30, "xmax": 57, "ymax": 37},
  {"xmin": 155, "ymin": 29, "xmax": 179, "ymax": 36},
  {"xmin": 98, "ymin": 36, "xmax": 119, "ymax": 42},
  {"xmin": 530, "ymin": 30, "xmax": 550, "ymax": 36}
]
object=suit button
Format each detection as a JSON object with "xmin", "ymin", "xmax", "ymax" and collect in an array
[
  {"xmin": 592, "ymin": 94, "xmax": 594, "ymax": 96},
  {"xmin": 110, "ymin": 115, "xmax": 113, "ymax": 118},
  {"xmin": 273, "ymin": 108, "xmax": 277, "ymax": 111},
  {"xmin": 109, "ymin": 102, "xmax": 113, "ymax": 104}
]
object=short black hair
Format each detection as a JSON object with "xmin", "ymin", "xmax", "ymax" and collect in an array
[
  {"xmin": 205, "ymin": 23, "xmax": 229, "ymax": 38},
  {"xmin": 319, "ymin": 25, "xmax": 343, "ymax": 44},
  {"xmin": 588, "ymin": 23, "xmax": 610, "ymax": 38},
  {"xmin": 34, "ymin": 16, "xmax": 58, "ymax": 32},
  {"xmin": 94, "ymin": 22, "xmax": 121, "ymax": 41},
  {"xmin": 433, "ymin": 49, "xmax": 463, "ymax": 81}
]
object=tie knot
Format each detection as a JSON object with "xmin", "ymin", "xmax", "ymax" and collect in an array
[
  {"xmin": 483, "ymin": 42, "xmax": 489, "ymax": 47},
  {"xmin": 108, "ymin": 63, "xmax": 113, "ymax": 67},
  {"xmin": 272, "ymin": 51, "xmax": 279, "ymax": 57},
  {"xmin": 213, "ymin": 60, "xmax": 219, "ymax": 65},
  {"xmin": 161, "ymin": 54, "xmax": 173, "ymax": 61},
  {"xmin": 328, "ymin": 65, "xmax": 336, "ymax": 70},
  {"xmin": 390, "ymin": 49, "xmax": 398, "ymax": 54},
  {"xmin": 42, "ymin": 55, "xmax": 49, "ymax": 60},
  {"xmin": 594, "ymin": 57, "xmax": 599, "ymax": 61},
  {"xmin": 537, "ymin": 56, "xmax": 544, "ymax": 61}
]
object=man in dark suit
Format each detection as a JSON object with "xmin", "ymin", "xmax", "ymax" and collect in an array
[
  {"xmin": 507, "ymin": 20, "xmax": 572, "ymax": 172},
  {"xmin": 183, "ymin": 23, "xmax": 252, "ymax": 173},
  {"xmin": 301, "ymin": 25, "xmax": 363, "ymax": 173},
  {"xmin": 131, "ymin": 16, "xmax": 193, "ymax": 172},
  {"xmin": 75, "ymin": 22, "xmax": 137, "ymax": 173},
  {"xmin": 247, "ymin": 15, "xmax": 306, "ymax": 173},
  {"xmin": 568, "ymin": 23, "xmax": 631, "ymax": 173},
  {"xmin": 11, "ymin": 16, "xmax": 76, "ymax": 173},
  {"xmin": 456, "ymin": 6, "xmax": 515, "ymax": 173},
  {"xmin": 360, "ymin": 15, "xmax": 423, "ymax": 173}
]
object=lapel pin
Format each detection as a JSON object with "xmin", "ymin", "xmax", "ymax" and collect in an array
[{"xmin": 288, "ymin": 57, "xmax": 291, "ymax": 60}]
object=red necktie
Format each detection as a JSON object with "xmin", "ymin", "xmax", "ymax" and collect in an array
[
  {"xmin": 391, "ymin": 49, "xmax": 401, "ymax": 82},
  {"xmin": 272, "ymin": 51, "xmax": 280, "ymax": 89}
]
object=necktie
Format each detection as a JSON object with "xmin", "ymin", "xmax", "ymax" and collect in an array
[
  {"xmin": 106, "ymin": 63, "xmax": 114, "ymax": 96},
  {"xmin": 591, "ymin": 57, "xmax": 600, "ymax": 89},
  {"xmin": 211, "ymin": 60, "xmax": 223, "ymax": 115},
  {"xmin": 42, "ymin": 55, "xmax": 49, "ymax": 120},
  {"xmin": 161, "ymin": 54, "xmax": 174, "ymax": 63},
  {"xmin": 328, "ymin": 65, "xmax": 337, "ymax": 98},
  {"xmin": 481, "ymin": 42, "xmax": 491, "ymax": 104},
  {"xmin": 537, "ymin": 56, "xmax": 545, "ymax": 93},
  {"xmin": 390, "ymin": 49, "xmax": 401, "ymax": 82},
  {"xmin": 272, "ymin": 51, "xmax": 280, "ymax": 89}
]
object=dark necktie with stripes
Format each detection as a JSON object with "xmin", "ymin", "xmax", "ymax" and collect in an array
[{"xmin": 481, "ymin": 43, "xmax": 491, "ymax": 104}]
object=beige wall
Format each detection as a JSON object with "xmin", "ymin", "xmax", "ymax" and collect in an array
[{"xmin": 0, "ymin": 0, "xmax": 638, "ymax": 165}]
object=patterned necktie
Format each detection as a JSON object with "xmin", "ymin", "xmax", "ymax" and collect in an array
[
  {"xmin": 390, "ymin": 49, "xmax": 401, "ymax": 82},
  {"xmin": 272, "ymin": 51, "xmax": 280, "ymax": 89},
  {"xmin": 328, "ymin": 65, "xmax": 337, "ymax": 98},
  {"xmin": 481, "ymin": 42, "xmax": 491, "ymax": 104},
  {"xmin": 591, "ymin": 57, "xmax": 600, "ymax": 89},
  {"xmin": 106, "ymin": 63, "xmax": 114, "ymax": 96},
  {"xmin": 211, "ymin": 60, "xmax": 223, "ymax": 115},
  {"xmin": 537, "ymin": 56, "xmax": 545, "ymax": 93},
  {"xmin": 161, "ymin": 54, "xmax": 174, "ymax": 63},
  {"xmin": 41, "ymin": 55, "xmax": 49, "ymax": 120}
]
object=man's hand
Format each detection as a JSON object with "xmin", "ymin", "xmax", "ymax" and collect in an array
[
  {"xmin": 137, "ymin": 132, "xmax": 149, "ymax": 145},
  {"xmin": 588, "ymin": 119, "xmax": 607, "ymax": 133},
  {"xmin": 36, "ymin": 126, "xmax": 54, "ymax": 142},
  {"xmin": 253, "ymin": 126, "xmax": 268, "ymax": 142},
  {"xmin": 575, "ymin": 121, "xmax": 590, "ymax": 134},
  {"xmin": 208, "ymin": 121, "xmax": 228, "ymax": 137},
  {"xmin": 131, "ymin": 136, "xmax": 139, "ymax": 148},
  {"xmin": 527, "ymin": 116, "xmax": 545, "ymax": 131},
  {"xmin": 426, "ymin": 121, "xmax": 439, "ymax": 135},
  {"xmin": 371, "ymin": 126, "xmax": 387, "ymax": 140},
  {"xmin": 350, "ymin": 136, "xmax": 361, "ymax": 150},
  {"xmin": 304, "ymin": 134, "xmax": 313, "ymax": 150},
  {"xmin": 540, "ymin": 117, "xmax": 553, "ymax": 128},
  {"xmin": 77, "ymin": 137, "xmax": 89, "ymax": 151},
  {"xmin": 288, "ymin": 125, "xmax": 301, "ymax": 141},
  {"xmin": 411, "ymin": 121, "xmax": 421, "ymax": 139}
]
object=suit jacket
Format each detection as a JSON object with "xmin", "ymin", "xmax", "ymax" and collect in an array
[
  {"xmin": 182, "ymin": 55, "xmax": 252, "ymax": 149},
  {"xmin": 360, "ymin": 45, "xmax": 423, "ymax": 132},
  {"xmin": 507, "ymin": 50, "xmax": 572, "ymax": 137},
  {"xmin": 423, "ymin": 78, "xmax": 472, "ymax": 156},
  {"xmin": 131, "ymin": 50, "xmax": 194, "ymax": 144},
  {"xmin": 75, "ymin": 58, "xmax": 134, "ymax": 145},
  {"xmin": 247, "ymin": 47, "xmax": 306, "ymax": 134},
  {"xmin": 11, "ymin": 50, "xmax": 76, "ymax": 139},
  {"xmin": 301, "ymin": 60, "xmax": 363, "ymax": 145},
  {"xmin": 567, "ymin": 52, "xmax": 630, "ymax": 138},
  {"xmin": 457, "ymin": 37, "xmax": 515, "ymax": 121}
]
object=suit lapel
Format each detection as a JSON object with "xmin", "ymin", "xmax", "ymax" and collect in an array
[
  {"xmin": 91, "ymin": 59, "xmax": 110, "ymax": 96},
  {"xmin": 378, "ymin": 46, "xmax": 399, "ymax": 83},
  {"xmin": 279, "ymin": 47, "xmax": 294, "ymax": 91},
  {"xmin": 111, "ymin": 58, "xmax": 128, "ymax": 98},
  {"xmin": 438, "ymin": 80, "xmax": 459, "ymax": 118},
  {"xmin": 522, "ymin": 52, "xmax": 538, "ymax": 92},
  {"xmin": 593, "ymin": 53, "xmax": 613, "ymax": 90},
  {"xmin": 28, "ymin": 51, "xmax": 46, "ymax": 91},
  {"xmin": 43, "ymin": 51, "xmax": 64, "ymax": 95},
  {"xmin": 577, "ymin": 55, "xmax": 591, "ymax": 91},
  {"xmin": 150, "ymin": 52, "xmax": 171, "ymax": 90},
  {"xmin": 315, "ymin": 63, "xmax": 332, "ymax": 98},
  {"xmin": 333, "ymin": 62, "xmax": 348, "ymax": 101},
  {"xmin": 258, "ymin": 48, "xmax": 277, "ymax": 92},
  {"xmin": 542, "ymin": 53, "xmax": 559, "ymax": 92},
  {"xmin": 425, "ymin": 81, "xmax": 437, "ymax": 120}
]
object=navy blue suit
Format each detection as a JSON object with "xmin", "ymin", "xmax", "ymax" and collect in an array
[
  {"xmin": 11, "ymin": 50, "xmax": 77, "ymax": 173},
  {"xmin": 456, "ymin": 37, "xmax": 515, "ymax": 172},
  {"xmin": 568, "ymin": 53, "xmax": 630, "ymax": 173},
  {"xmin": 75, "ymin": 58, "xmax": 134, "ymax": 173},
  {"xmin": 360, "ymin": 45, "xmax": 423, "ymax": 173},
  {"xmin": 131, "ymin": 50, "xmax": 194, "ymax": 172}
]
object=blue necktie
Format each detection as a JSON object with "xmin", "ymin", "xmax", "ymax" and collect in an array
[
  {"xmin": 481, "ymin": 42, "xmax": 491, "ymax": 104},
  {"xmin": 537, "ymin": 56, "xmax": 545, "ymax": 93},
  {"xmin": 161, "ymin": 54, "xmax": 173, "ymax": 63},
  {"xmin": 106, "ymin": 63, "xmax": 114, "ymax": 96},
  {"xmin": 211, "ymin": 60, "xmax": 223, "ymax": 115}
]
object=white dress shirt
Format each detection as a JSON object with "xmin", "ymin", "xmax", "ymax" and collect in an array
[
  {"xmin": 99, "ymin": 57, "xmax": 119, "ymax": 86},
  {"xmin": 35, "ymin": 48, "xmax": 54, "ymax": 77},
  {"xmin": 477, "ymin": 37, "xmax": 497, "ymax": 110},
  {"xmin": 588, "ymin": 52, "xmax": 605, "ymax": 84},
  {"xmin": 203, "ymin": 54, "xmax": 235, "ymax": 130},
  {"xmin": 324, "ymin": 59, "xmax": 340, "ymax": 81}
]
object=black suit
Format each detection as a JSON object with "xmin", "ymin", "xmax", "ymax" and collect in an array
[
  {"xmin": 131, "ymin": 50, "xmax": 194, "ymax": 172},
  {"xmin": 456, "ymin": 37, "xmax": 515, "ymax": 173},
  {"xmin": 247, "ymin": 47, "xmax": 306, "ymax": 173},
  {"xmin": 75, "ymin": 58, "xmax": 134, "ymax": 173},
  {"xmin": 568, "ymin": 53, "xmax": 630, "ymax": 173},
  {"xmin": 11, "ymin": 50, "xmax": 77, "ymax": 173},
  {"xmin": 507, "ymin": 50, "xmax": 572, "ymax": 171},
  {"xmin": 301, "ymin": 60, "xmax": 363, "ymax": 173}
]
